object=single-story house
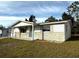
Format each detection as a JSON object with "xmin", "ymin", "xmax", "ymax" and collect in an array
[{"xmin": 10, "ymin": 20, "xmax": 71, "ymax": 43}]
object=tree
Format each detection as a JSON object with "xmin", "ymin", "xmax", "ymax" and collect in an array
[
  {"xmin": 29, "ymin": 15, "xmax": 36, "ymax": 22},
  {"xmin": 67, "ymin": 1, "xmax": 79, "ymax": 21},
  {"xmin": 25, "ymin": 18, "xmax": 28, "ymax": 21},
  {"xmin": 0, "ymin": 25, "xmax": 4, "ymax": 29},
  {"xmin": 62, "ymin": 12, "xmax": 72, "ymax": 20},
  {"xmin": 62, "ymin": 12, "xmax": 74, "ymax": 25},
  {"xmin": 62, "ymin": 12, "xmax": 68, "ymax": 20},
  {"xmin": 45, "ymin": 16, "xmax": 56, "ymax": 22}
]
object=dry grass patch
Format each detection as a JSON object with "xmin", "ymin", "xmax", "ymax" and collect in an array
[{"xmin": 0, "ymin": 37, "xmax": 79, "ymax": 57}]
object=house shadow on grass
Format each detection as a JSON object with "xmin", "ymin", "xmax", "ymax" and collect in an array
[{"xmin": 67, "ymin": 36, "xmax": 79, "ymax": 41}]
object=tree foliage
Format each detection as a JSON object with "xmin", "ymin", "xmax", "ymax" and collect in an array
[
  {"xmin": 62, "ymin": 12, "xmax": 72, "ymax": 20},
  {"xmin": 67, "ymin": 1, "xmax": 79, "ymax": 21},
  {"xmin": 62, "ymin": 12, "xmax": 74, "ymax": 25},
  {"xmin": 68, "ymin": 1, "xmax": 79, "ymax": 15},
  {"xmin": 25, "ymin": 18, "xmax": 28, "ymax": 21},
  {"xmin": 45, "ymin": 16, "xmax": 56, "ymax": 22},
  {"xmin": 0, "ymin": 25, "xmax": 4, "ymax": 29},
  {"xmin": 29, "ymin": 15, "xmax": 36, "ymax": 22}
]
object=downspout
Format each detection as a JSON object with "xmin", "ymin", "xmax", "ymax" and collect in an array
[{"xmin": 32, "ymin": 22, "xmax": 34, "ymax": 40}]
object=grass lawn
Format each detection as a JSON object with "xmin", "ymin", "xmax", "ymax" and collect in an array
[{"xmin": 0, "ymin": 37, "xmax": 79, "ymax": 58}]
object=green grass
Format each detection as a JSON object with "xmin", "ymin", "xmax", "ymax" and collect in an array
[{"xmin": 0, "ymin": 37, "xmax": 79, "ymax": 58}]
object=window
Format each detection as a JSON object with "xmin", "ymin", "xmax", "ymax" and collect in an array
[
  {"xmin": 42, "ymin": 25, "xmax": 50, "ymax": 31},
  {"xmin": 20, "ymin": 27, "xmax": 27, "ymax": 33}
]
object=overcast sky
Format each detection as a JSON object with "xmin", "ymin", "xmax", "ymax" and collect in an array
[{"xmin": 0, "ymin": 1, "xmax": 73, "ymax": 27}]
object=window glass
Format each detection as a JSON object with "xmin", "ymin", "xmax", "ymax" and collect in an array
[
  {"xmin": 42, "ymin": 25, "xmax": 50, "ymax": 31},
  {"xmin": 20, "ymin": 27, "xmax": 27, "ymax": 33}
]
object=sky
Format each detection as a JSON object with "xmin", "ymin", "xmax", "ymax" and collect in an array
[{"xmin": 0, "ymin": 1, "xmax": 73, "ymax": 28}]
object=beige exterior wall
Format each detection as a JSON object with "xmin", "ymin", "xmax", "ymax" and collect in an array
[
  {"xmin": 11, "ymin": 27, "xmax": 32, "ymax": 40},
  {"xmin": 20, "ymin": 32, "xmax": 31, "ymax": 40},
  {"xmin": 34, "ymin": 26, "xmax": 42, "ymax": 40},
  {"xmin": 42, "ymin": 22, "xmax": 71, "ymax": 42},
  {"xmin": 43, "ymin": 31, "xmax": 65, "ymax": 42},
  {"xmin": 11, "ymin": 28, "xmax": 20, "ymax": 39},
  {"xmin": 34, "ymin": 31, "xmax": 42, "ymax": 40},
  {"xmin": 34, "ymin": 22, "xmax": 71, "ymax": 42},
  {"xmin": 42, "ymin": 24, "xmax": 65, "ymax": 42},
  {"xmin": 33, "ymin": 24, "xmax": 66, "ymax": 42},
  {"xmin": 0, "ymin": 30, "xmax": 2, "ymax": 34},
  {"xmin": 11, "ymin": 20, "xmax": 71, "ymax": 43}
]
